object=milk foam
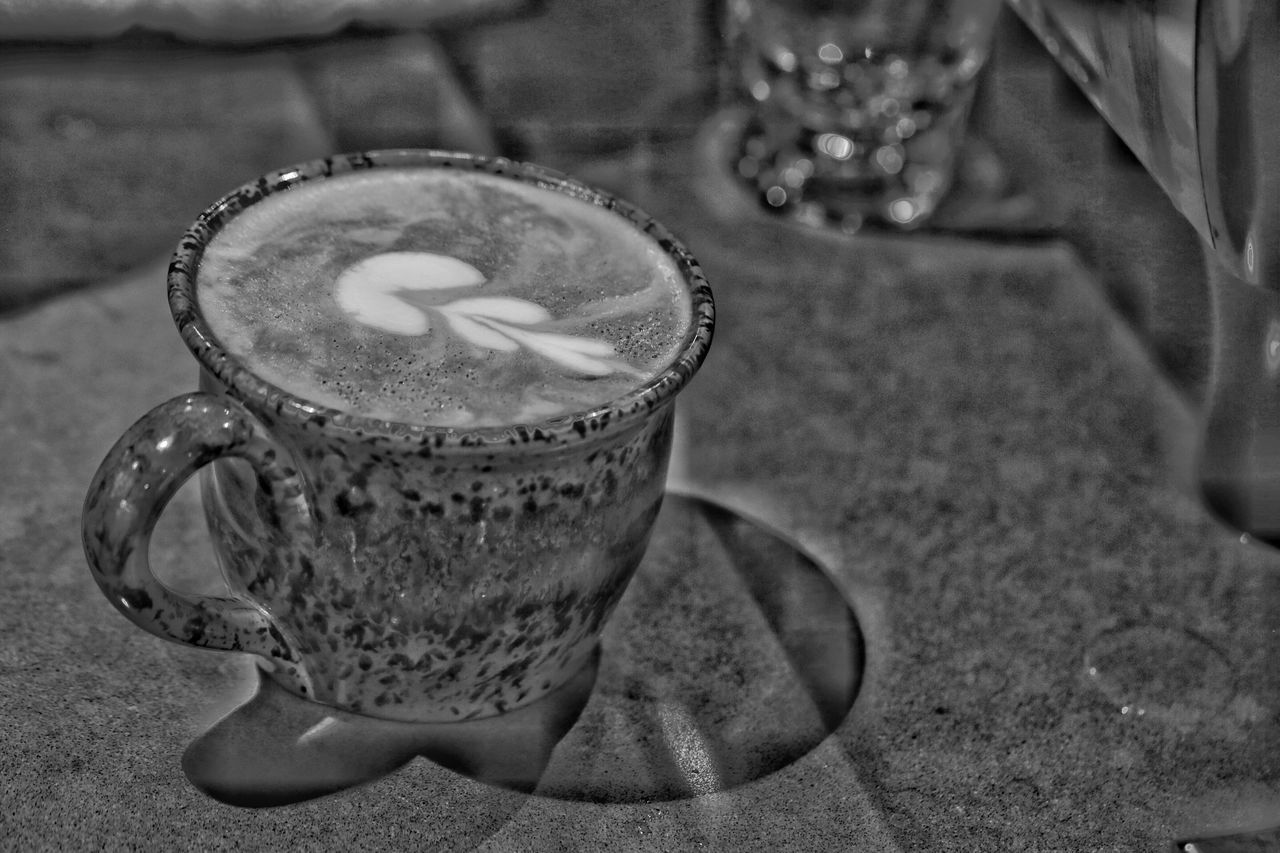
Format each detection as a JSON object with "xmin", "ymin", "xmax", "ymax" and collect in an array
[{"xmin": 198, "ymin": 168, "xmax": 692, "ymax": 427}]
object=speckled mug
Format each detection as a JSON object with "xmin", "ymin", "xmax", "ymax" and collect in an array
[{"xmin": 82, "ymin": 150, "xmax": 714, "ymax": 723}]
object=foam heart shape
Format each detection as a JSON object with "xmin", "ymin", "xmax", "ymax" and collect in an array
[
  {"xmin": 336, "ymin": 251, "xmax": 486, "ymax": 335},
  {"xmin": 335, "ymin": 251, "xmax": 627, "ymax": 377}
]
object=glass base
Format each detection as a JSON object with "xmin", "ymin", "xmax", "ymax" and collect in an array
[{"xmin": 695, "ymin": 106, "xmax": 1052, "ymax": 239}]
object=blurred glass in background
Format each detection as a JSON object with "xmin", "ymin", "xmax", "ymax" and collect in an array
[{"xmin": 724, "ymin": 0, "xmax": 1003, "ymax": 231}]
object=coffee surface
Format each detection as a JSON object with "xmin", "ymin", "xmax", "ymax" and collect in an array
[{"xmin": 199, "ymin": 168, "xmax": 691, "ymax": 427}]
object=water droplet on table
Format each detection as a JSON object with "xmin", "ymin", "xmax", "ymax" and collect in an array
[{"xmin": 1084, "ymin": 622, "xmax": 1235, "ymax": 723}]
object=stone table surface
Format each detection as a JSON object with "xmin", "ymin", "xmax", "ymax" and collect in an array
[{"xmin": 3, "ymin": 5, "xmax": 1280, "ymax": 851}]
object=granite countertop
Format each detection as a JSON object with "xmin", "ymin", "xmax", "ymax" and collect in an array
[{"xmin": 3, "ymin": 5, "xmax": 1279, "ymax": 851}]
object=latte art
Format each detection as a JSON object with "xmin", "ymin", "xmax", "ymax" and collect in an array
[
  {"xmin": 335, "ymin": 251, "xmax": 632, "ymax": 377},
  {"xmin": 198, "ymin": 168, "xmax": 692, "ymax": 427}
]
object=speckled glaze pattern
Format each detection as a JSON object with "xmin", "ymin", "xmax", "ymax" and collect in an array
[{"xmin": 82, "ymin": 150, "xmax": 714, "ymax": 723}]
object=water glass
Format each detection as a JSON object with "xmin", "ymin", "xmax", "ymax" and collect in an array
[{"xmin": 726, "ymin": 0, "xmax": 1003, "ymax": 230}]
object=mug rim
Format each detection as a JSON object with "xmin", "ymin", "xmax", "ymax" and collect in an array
[{"xmin": 166, "ymin": 149, "xmax": 715, "ymax": 448}]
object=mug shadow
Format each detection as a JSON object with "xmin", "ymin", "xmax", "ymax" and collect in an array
[
  {"xmin": 183, "ymin": 493, "xmax": 865, "ymax": 807},
  {"xmin": 183, "ymin": 651, "xmax": 599, "ymax": 807}
]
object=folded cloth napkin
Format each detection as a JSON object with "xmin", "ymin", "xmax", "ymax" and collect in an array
[{"xmin": 0, "ymin": 0, "xmax": 518, "ymax": 41}]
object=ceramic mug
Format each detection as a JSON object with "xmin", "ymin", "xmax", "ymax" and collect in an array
[{"xmin": 81, "ymin": 150, "xmax": 714, "ymax": 723}]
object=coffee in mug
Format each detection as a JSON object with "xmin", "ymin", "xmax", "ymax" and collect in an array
[{"xmin": 198, "ymin": 166, "xmax": 693, "ymax": 427}]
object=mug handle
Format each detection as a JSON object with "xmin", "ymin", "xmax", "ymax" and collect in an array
[{"xmin": 82, "ymin": 392, "xmax": 315, "ymax": 698}]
